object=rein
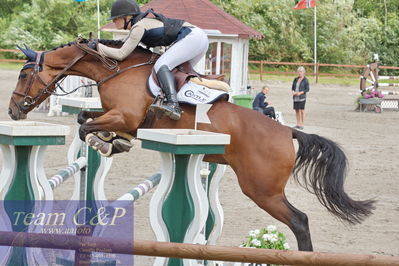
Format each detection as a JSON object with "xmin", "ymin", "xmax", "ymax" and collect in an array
[
  {"xmin": 13, "ymin": 38, "xmax": 158, "ymax": 112},
  {"xmin": 12, "ymin": 51, "xmax": 86, "ymax": 109},
  {"xmin": 74, "ymin": 37, "xmax": 158, "ymax": 87},
  {"xmin": 75, "ymin": 39, "xmax": 119, "ymax": 71},
  {"xmin": 97, "ymin": 53, "xmax": 158, "ymax": 87}
]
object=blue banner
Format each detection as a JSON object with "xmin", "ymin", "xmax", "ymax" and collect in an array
[{"xmin": 0, "ymin": 200, "xmax": 134, "ymax": 265}]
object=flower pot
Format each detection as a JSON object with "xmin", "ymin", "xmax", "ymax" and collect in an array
[{"xmin": 359, "ymin": 98, "xmax": 383, "ymax": 105}]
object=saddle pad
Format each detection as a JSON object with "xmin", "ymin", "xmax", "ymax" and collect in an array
[
  {"xmin": 190, "ymin": 77, "xmax": 230, "ymax": 92},
  {"xmin": 148, "ymin": 76, "xmax": 229, "ymax": 105}
]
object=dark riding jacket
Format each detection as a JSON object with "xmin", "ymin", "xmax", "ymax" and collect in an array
[
  {"xmin": 252, "ymin": 92, "xmax": 269, "ymax": 110},
  {"xmin": 291, "ymin": 77, "xmax": 310, "ymax": 101}
]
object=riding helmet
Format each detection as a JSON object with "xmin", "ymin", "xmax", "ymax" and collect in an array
[{"xmin": 108, "ymin": 0, "xmax": 140, "ymax": 20}]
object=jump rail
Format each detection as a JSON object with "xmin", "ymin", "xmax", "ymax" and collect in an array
[
  {"xmin": 48, "ymin": 157, "xmax": 86, "ymax": 189},
  {"xmin": 360, "ymin": 62, "xmax": 399, "ymax": 110},
  {"xmin": 0, "ymin": 231, "xmax": 398, "ymax": 266}
]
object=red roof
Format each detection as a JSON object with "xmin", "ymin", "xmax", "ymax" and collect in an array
[
  {"xmin": 142, "ymin": 0, "xmax": 263, "ymax": 39},
  {"xmin": 102, "ymin": 0, "xmax": 263, "ymax": 39}
]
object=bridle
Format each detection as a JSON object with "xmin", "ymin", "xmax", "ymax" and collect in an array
[
  {"xmin": 12, "ymin": 50, "xmax": 87, "ymax": 112},
  {"xmin": 12, "ymin": 39, "xmax": 157, "ymax": 114}
]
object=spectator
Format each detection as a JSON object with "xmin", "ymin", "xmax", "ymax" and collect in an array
[
  {"xmin": 252, "ymin": 86, "xmax": 276, "ymax": 119},
  {"xmin": 292, "ymin": 66, "xmax": 309, "ymax": 129}
]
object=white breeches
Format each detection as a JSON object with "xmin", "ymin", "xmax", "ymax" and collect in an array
[{"xmin": 154, "ymin": 27, "xmax": 209, "ymax": 73}]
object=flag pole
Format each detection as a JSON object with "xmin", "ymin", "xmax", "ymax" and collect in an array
[
  {"xmin": 313, "ymin": 3, "xmax": 317, "ymax": 82},
  {"xmin": 97, "ymin": 0, "xmax": 101, "ymax": 39}
]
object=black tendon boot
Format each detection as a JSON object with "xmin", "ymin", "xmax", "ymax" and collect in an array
[{"xmin": 149, "ymin": 65, "xmax": 182, "ymax": 120}]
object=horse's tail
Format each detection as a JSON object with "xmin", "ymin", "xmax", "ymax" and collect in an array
[{"xmin": 292, "ymin": 129, "xmax": 375, "ymax": 224}]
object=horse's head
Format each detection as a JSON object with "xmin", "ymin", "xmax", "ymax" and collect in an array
[
  {"xmin": 9, "ymin": 45, "xmax": 53, "ymax": 120},
  {"xmin": 9, "ymin": 39, "xmax": 151, "ymax": 120},
  {"xmin": 8, "ymin": 43, "xmax": 87, "ymax": 120}
]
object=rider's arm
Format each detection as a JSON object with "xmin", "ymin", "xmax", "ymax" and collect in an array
[{"xmin": 97, "ymin": 23, "xmax": 145, "ymax": 61}]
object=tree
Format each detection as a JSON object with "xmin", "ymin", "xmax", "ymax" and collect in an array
[
  {"xmin": 1, "ymin": 0, "xmax": 114, "ymax": 51},
  {"xmin": 0, "ymin": 0, "xmax": 398, "ymax": 67}
]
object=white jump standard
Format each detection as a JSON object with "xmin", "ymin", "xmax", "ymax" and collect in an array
[
  {"xmin": 0, "ymin": 121, "xmax": 69, "ymax": 266},
  {"xmin": 138, "ymin": 129, "xmax": 230, "ymax": 266}
]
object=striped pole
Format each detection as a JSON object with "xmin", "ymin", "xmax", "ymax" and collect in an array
[
  {"xmin": 48, "ymin": 157, "xmax": 87, "ymax": 189},
  {"xmin": 110, "ymin": 173, "xmax": 161, "ymax": 205},
  {"xmin": 378, "ymin": 75, "xmax": 399, "ymax": 80},
  {"xmin": 382, "ymin": 91, "xmax": 399, "ymax": 95},
  {"xmin": 379, "ymin": 83, "xmax": 399, "ymax": 88}
]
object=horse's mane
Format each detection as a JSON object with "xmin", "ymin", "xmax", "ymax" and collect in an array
[{"xmin": 51, "ymin": 39, "xmax": 152, "ymax": 54}]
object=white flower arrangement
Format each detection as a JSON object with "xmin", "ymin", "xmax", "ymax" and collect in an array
[{"xmin": 241, "ymin": 225, "xmax": 290, "ymax": 251}]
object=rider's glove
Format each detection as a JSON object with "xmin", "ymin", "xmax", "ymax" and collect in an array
[{"xmin": 88, "ymin": 40, "xmax": 98, "ymax": 50}]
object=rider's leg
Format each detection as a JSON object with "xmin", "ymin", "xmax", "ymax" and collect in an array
[
  {"xmin": 150, "ymin": 27, "xmax": 209, "ymax": 120},
  {"xmin": 149, "ymin": 65, "xmax": 182, "ymax": 120}
]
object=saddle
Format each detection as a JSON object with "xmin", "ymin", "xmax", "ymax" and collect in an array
[{"xmin": 151, "ymin": 62, "xmax": 231, "ymax": 92}]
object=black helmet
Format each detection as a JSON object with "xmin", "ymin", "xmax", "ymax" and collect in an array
[{"xmin": 108, "ymin": 0, "xmax": 140, "ymax": 20}]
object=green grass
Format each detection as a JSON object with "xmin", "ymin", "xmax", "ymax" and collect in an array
[{"xmin": 0, "ymin": 62, "xmax": 23, "ymax": 70}]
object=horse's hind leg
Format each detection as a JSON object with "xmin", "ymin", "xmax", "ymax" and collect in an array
[{"xmin": 254, "ymin": 193, "xmax": 313, "ymax": 251}]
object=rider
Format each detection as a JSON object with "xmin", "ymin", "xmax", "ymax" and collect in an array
[{"xmin": 91, "ymin": 0, "xmax": 209, "ymax": 120}]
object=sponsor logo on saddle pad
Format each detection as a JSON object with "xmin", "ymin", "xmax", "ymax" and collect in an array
[{"xmin": 148, "ymin": 76, "xmax": 228, "ymax": 105}]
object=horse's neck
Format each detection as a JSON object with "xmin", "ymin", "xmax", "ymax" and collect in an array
[{"xmin": 54, "ymin": 46, "xmax": 154, "ymax": 82}]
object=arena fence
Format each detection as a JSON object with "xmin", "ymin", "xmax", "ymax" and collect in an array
[{"xmin": 2, "ymin": 48, "xmax": 399, "ymax": 84}]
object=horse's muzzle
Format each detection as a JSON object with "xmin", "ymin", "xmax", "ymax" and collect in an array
[{"xmin": 8, "ymin": 107, "xmax": 27, "ymax": 120}]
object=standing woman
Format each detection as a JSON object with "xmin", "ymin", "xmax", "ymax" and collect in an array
[{"xmin": 292, "ymin": 66, "xmax": 309, "ymax": 129}]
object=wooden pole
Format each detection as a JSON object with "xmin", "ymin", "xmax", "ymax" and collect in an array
[
  {"xmin": 0, "ymin": 231, "xmax": 398, "ymax": 266},
  {"xmin": 260, "ymin": 60, "xmax": 263, "ymax": 81},
  {"xmin": 314, "ymin": 4, "xmax": 317, "ymax": 81}
]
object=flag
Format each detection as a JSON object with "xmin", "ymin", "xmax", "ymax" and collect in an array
[
  {"xmin": 294, "ymin": 0, "xmax": 316, "ymax": 9},
  {"xmin": 195, "ymin": 104, "xmax": 212, "ymax": 125}
]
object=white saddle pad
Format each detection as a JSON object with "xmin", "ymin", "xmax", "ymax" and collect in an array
[{"xmin": 148, "ymin": 76, "xmax": 229, "ymax": 105}]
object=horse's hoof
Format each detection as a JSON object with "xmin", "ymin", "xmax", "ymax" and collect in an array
[
  {"xmin": 112, "ymin": 138, "xmax": 133, "ymax": 152},
  {"xmin": 97, "ymin": 131, "xmax": 115, "ymax": 142},
  {"xmin": 85, "ymin": 133, "xmax": 112, "ymax": 157}
]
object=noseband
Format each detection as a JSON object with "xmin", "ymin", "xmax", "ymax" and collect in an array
[
  {"xmin": 12, "ymin": 50, "xmax": 87, "ymax": 112},
  {"xmin": 12, "ymin": 39, "xmax": 156, "ymax": 114}
]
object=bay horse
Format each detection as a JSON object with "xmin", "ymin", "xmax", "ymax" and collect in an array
[{"xmin": 8, "ymin": 39, "xmax": 374, "ymax": 251}]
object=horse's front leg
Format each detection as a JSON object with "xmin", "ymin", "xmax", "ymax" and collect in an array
[
  {"xmin": 77, "ymin": 111, "xmax": 105, "ymax": 125},
  {"xmin": 78, "ymin": 110, "xmax": 135, "ymax": 157},
  {"xmin": 78, "ymin": 110, "xmax": 116, "ymax": 142}
]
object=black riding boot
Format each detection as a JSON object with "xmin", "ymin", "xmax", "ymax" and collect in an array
[{"xmin": 149, "ymin": 65, "xmax": 182, "ymax": 120}]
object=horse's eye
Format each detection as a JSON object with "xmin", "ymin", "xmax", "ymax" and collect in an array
[{"xmin": 18, "ymin": 73, "xmax": 27, "ymax": 80}]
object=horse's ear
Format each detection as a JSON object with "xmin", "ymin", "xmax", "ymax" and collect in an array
[{"xmin": 17, "ymin": 44, "xmax": 37, "ymax": 61}]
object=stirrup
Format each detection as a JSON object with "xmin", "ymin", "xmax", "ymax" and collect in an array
[{"xmin": 149, "ymin": 103, "xmax": 181, "ymax": 120}]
